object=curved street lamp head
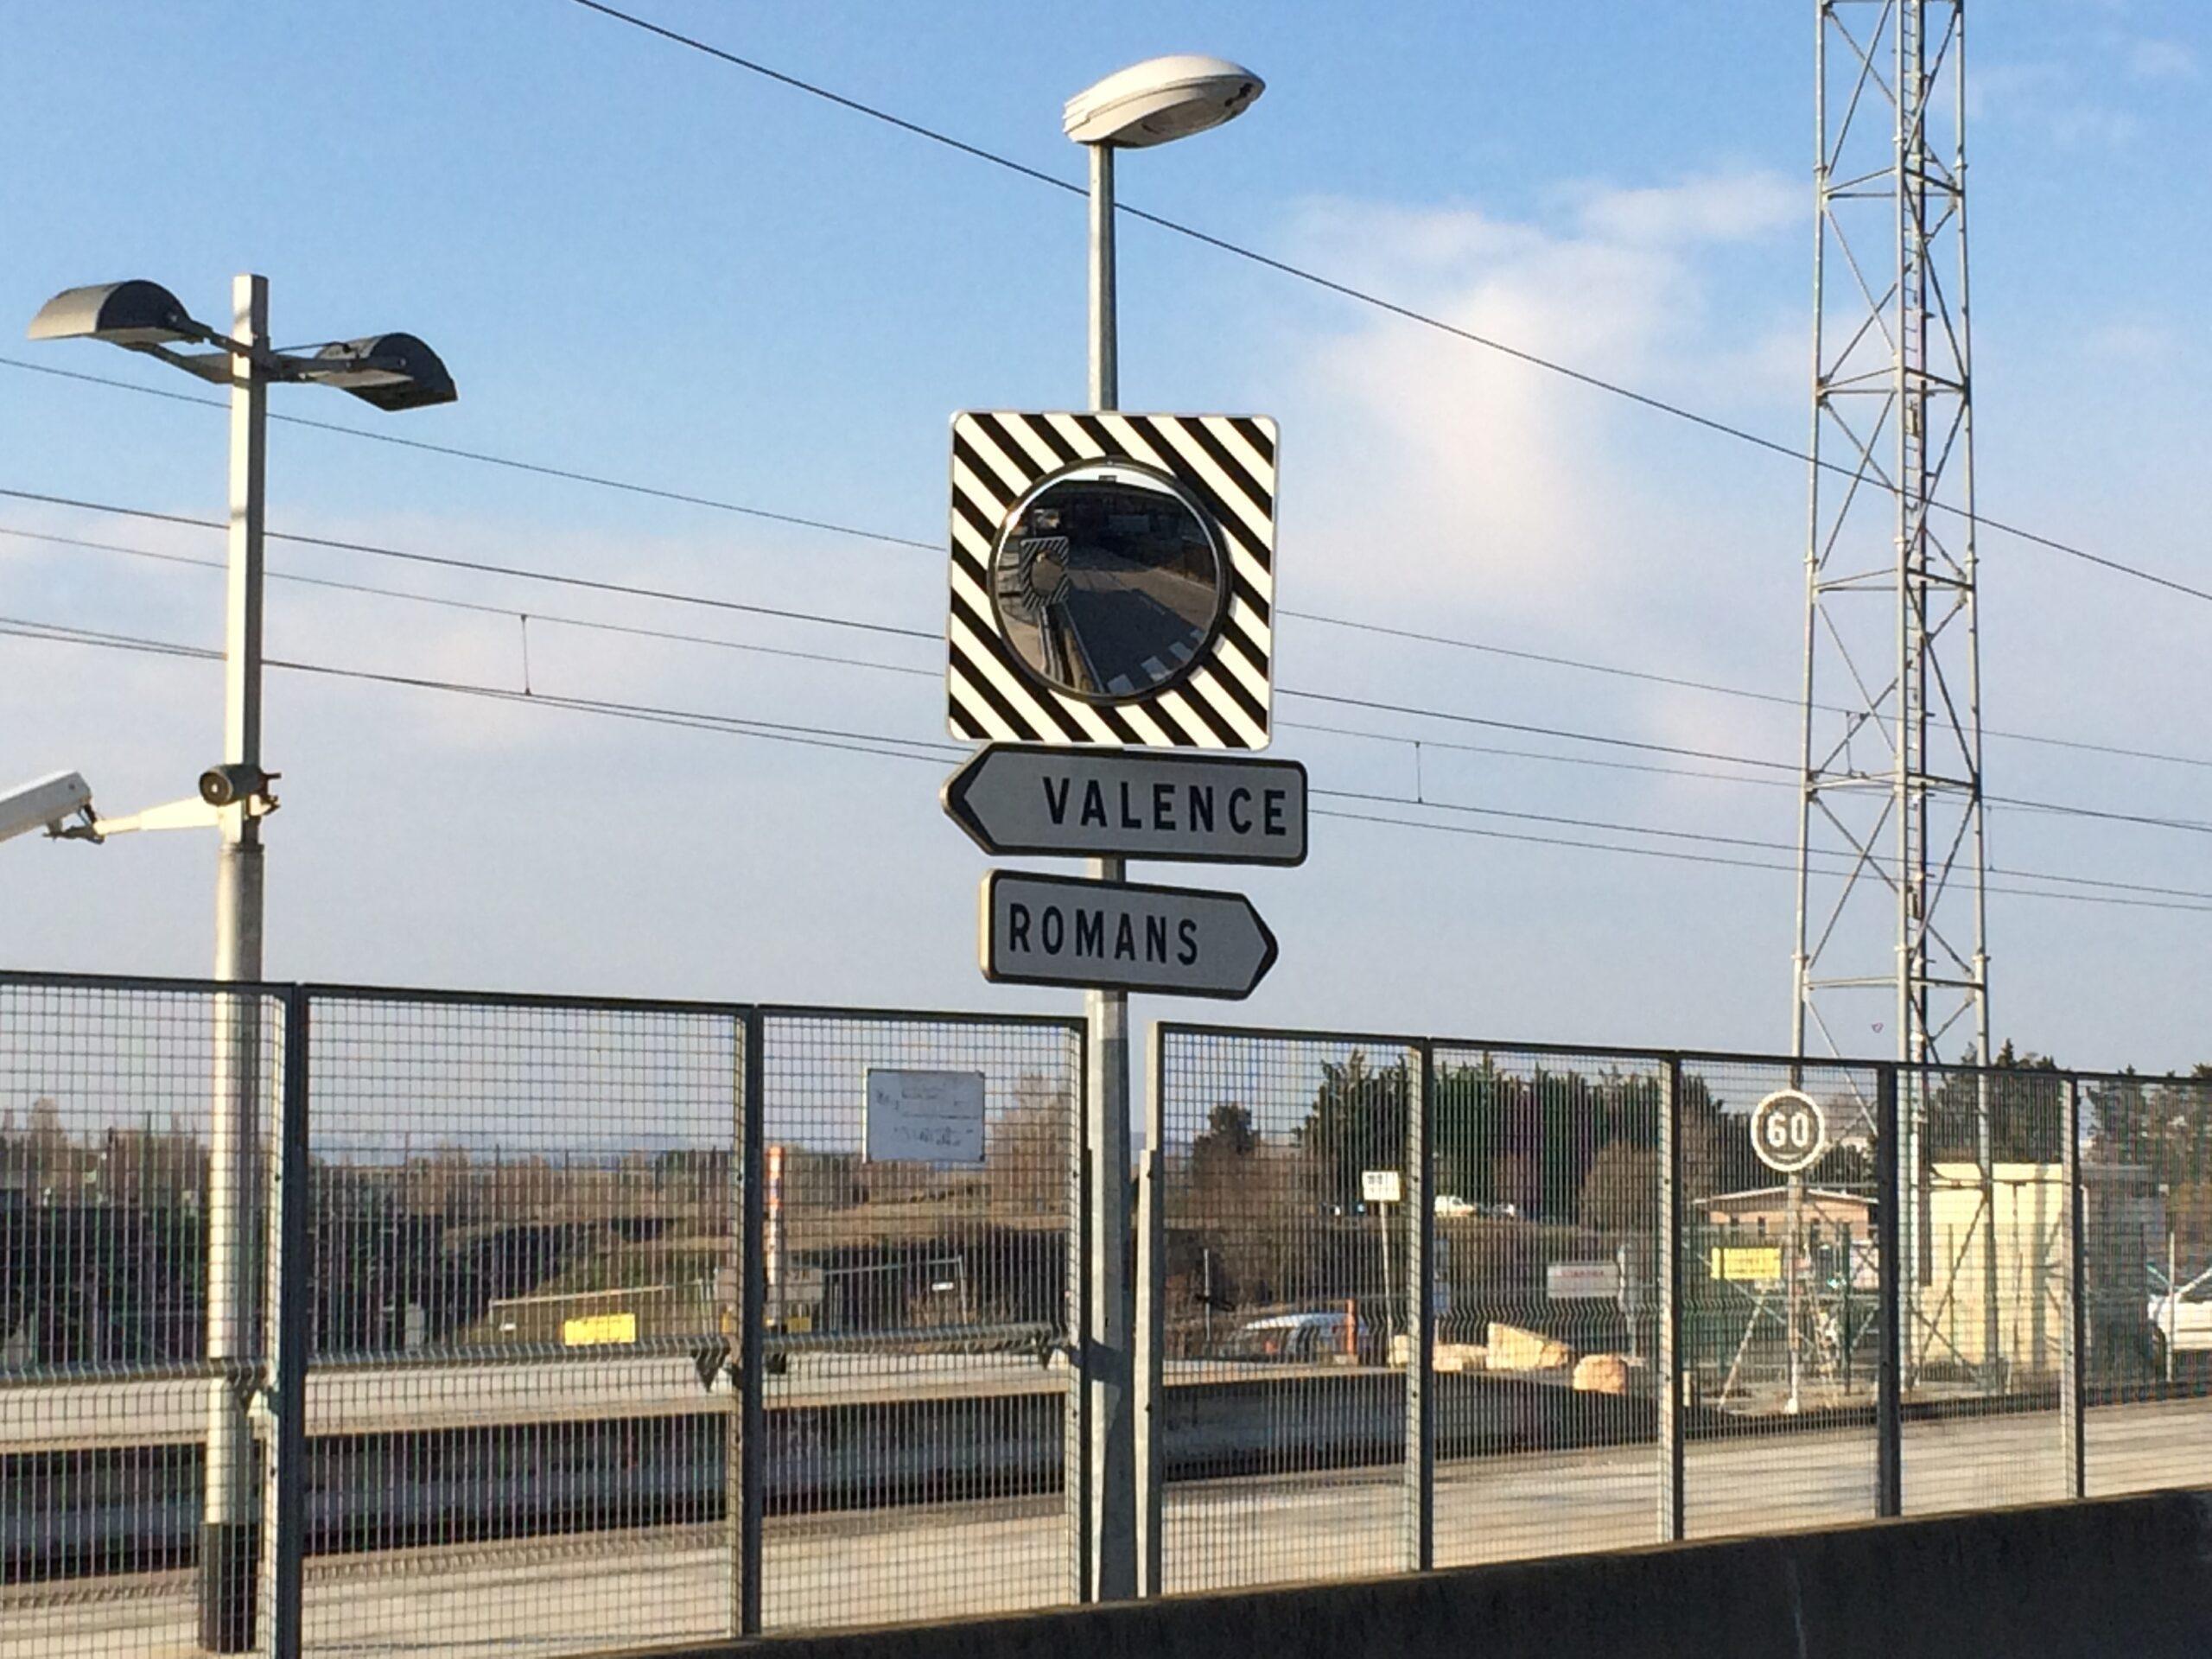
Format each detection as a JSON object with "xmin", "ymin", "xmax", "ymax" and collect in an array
[
  {"xmin": 27, "ymin": 279, "xmax": 205, "ymax": 346},
  {"xmin": 301, "ymin": 333, "xmax": 457, "ymax": 411},
  {"xmin": 27, "ymin": 275, "xmax": 457, "ymax": 412},
  {"xmin": 1064, "ymin": 54, "xmax": 1263, "ymax": 149}
]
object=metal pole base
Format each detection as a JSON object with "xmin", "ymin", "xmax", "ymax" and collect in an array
[{"xmin": 198, "ymin": 1519, "xmax": 259, "ymax": 1651}]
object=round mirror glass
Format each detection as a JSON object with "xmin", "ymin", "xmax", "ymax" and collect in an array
[{"xmin": 990, "ymin": 461, "xmax": 1224, "ymax": 700}]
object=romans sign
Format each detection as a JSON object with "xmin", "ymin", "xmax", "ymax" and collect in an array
[
  {"xmin": 980, "ymin": 870, "xmax": 1277, "ymax": 1000},
  {"xmin": 943, "ymin": 744, "xmax": 1306, "ymax": 865}
]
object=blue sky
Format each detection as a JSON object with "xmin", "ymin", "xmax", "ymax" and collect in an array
[{"xmin": 3, "ymin": 1, "xmax": 2208, "ymax": 1068}]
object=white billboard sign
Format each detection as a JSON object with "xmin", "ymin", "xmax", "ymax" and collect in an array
[
  {"xmin": 864, "ymin": 1069, "xmax": 988, "ymax": 1166},
  {"xmin": 1547, "ymin": 1260, "xmax": 1624, "ymax": 1301}
]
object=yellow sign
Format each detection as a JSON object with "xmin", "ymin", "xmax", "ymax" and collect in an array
[
  {"xmin": 1710, "ymin": 1246, "xmax": 1783, "ymax": 1284},
  {"xmin": 563, "ymin": 1312, "xmax": 638, "ymax": 1347}
]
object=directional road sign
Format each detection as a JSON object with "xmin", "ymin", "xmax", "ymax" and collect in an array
[
  {"xmin": 948, "ymin": 411, "xmax": 1277, "ymax": 749},
  {"xmin": 980, "ymin": 870, "xmax": 1277, "ymax": 1000},
  {"xmin": 942, "ymin": 744, "xmax": 1306, "ymax": 865}
]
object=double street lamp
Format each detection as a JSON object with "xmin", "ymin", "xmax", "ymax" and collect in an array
[
  {"xmin": 17, "ymin": 49, "xmax": 1255, "ymax": 1632},
  {"xmin": 1060, "ymin": 53, "xmax": 1261, "ymax": 1603},
  {"xmin": 27, "ymin": 274, "xmax": 453, "ymax": 1653}
]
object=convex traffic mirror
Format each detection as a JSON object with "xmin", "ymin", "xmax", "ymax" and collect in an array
[{"xmin": 989, "ymin": 461, "xmax": 1225, "ymax": 702}]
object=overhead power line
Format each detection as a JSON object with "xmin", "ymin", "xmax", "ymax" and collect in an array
[
  {"xmin": 9, "ymin": 354, "xmax": 2200, "ymax": 784},
  {"xmin": 0, "ymin": 616, "xmax": 950, "ymax": 767},
  {"xmin": 561, "ymin": 0, "xmax": 2212, "ymax": 610},
  {"xmin": 7, "ymin": 492, "xmax": 2209, "ymax": 837},
  {"xmin": 0, "ymin": 355, "xmax": 937, "ymax": 552},
  {"xmin": 1286, "ymin": 609, "xmax": 2212, "ymax": 775},
  {"xmin": 10, "ymin": 365, "xmax": 2210, "ymax": 779},
  {"xmin": 7, "ymin": 612, "xmax": 2210, "ymax": 915},
  {"xmin": 0, "ymin": 486, "xmax": 937, "ymax": 643},
  {"xmin": 0, "ymin": 524, "xmax": 937, "ymax": 683}
]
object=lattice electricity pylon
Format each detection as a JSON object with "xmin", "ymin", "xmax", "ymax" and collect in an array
[{"xmin": 1793, "ymin": 0, "xmax": 1990, "ymax": 1073}]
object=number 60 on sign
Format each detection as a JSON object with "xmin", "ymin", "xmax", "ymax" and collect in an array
[{"xmin": 1749, "ymin": 1089, "xmax": 1828, "ymax": 1175}]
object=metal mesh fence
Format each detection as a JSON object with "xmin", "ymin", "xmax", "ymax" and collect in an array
[
  {"xmin": 0, "ymin": 976, "xmax": 283, "ymax": 1659},
  {"xmin": 754, "ymin": 1008, "xmax": 1082, "ymax": 1632},
  {"xmin": 1427, "ymin": 1043, "xmax": 1666, "ymax": 1568},
  {"xmin": 2080, "ymin": 1072, "xmax": 2212, "ymax": 1497},
  {"xmin": 16, "ymin": 968, "xmax": 2212, "ymax": 1659},
  {"xmin": 1676, "ymin": 1054, "xmax": 1885, "ymax": 1539},
  {"xmin": 1151, "ymin": 1027, "xmax": 1420, "ymax": 1595},
  {"xmin": 298, "ymin": 990, "xmax": 744, "ymax": 1659},
  {"xmin": 1897, "ymin": 1063, "xmax": 2070, "ymax": 1515}
]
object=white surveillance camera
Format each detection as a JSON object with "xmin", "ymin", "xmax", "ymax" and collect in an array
[{"xmin": 0, "ymin": 772, "xmax": 95, "ymax": 845}]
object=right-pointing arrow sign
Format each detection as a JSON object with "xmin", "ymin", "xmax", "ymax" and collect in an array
[{"xmin": 980, "ymin": 870, "xmax": 1278, "ymax": 1001}]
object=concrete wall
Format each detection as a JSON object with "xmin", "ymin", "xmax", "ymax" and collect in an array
[
  {"xmin": 666, "ymin": 1489, "xmax": 2212, "ymax": 1659},
  {"xmin": 11, "ymin": 1368, "xmax": 1647, "ymax": 1580}
]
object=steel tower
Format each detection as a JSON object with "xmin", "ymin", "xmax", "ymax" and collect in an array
[{"xmin": 1794, "ymin": 0, "xmax": 1989, "ymax": 1071}]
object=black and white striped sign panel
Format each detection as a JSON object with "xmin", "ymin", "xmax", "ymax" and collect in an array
[{"xmin": 948, "ymin": 410, "xmax": 1276, "ymax": 749}]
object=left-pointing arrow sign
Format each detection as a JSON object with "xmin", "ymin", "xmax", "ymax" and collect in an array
[
  {"xmin": 943, "ymin": 744, "xmax": 1306, "ymax": 865},
  {"xmin": 980, "ymin": 870, "xmax": 1278, "ymax": 1001}
]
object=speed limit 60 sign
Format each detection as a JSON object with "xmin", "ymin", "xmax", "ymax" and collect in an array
[{"xmin": 1750, "ymin": 1090, "xmax": 1828, "ymax": 1175}]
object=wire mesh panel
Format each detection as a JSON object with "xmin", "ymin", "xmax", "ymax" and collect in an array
[
  {"xmin": 0, "ymin": 976, "xmax": 283, "ymax": 1659},
  {"xmin": 2080, "ymin": 1071, "xmax": 2212, "ymax": 1497},
  {"xmin": 1897, "ymin": 1063, "xmax": 2070, "ymax": 1514},
  {"xmin": 1153, "ymin": 1027, "xmax": 1420, "ymax": 1594},
  {"xmin": 1427, "ymin": 1044, "xmax": 1667, "ymax": 1567},
  {"xmin": 754, "ymin": 1009, "xmax": 1081, "ymax": 1633},
  {"xmin": 1676, "ymin": 1054, "xmax": 1884, "ymax": 1540},
  {"xmin": 298, "ymin": 990, "xmax": 742, "ymax": 1659}
]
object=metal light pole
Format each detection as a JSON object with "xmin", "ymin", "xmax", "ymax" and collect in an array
[
  {"xmin": 1082, "ymin": 135, "xmax": 1137, "ymax": 1604},
  {"xmin": 1062, "ymin": 54, "xmax": 1262, "ymax": 1603},
  {"xmin": 204, "ymin": 272, "xmax": 269, "ymax": 1653},
  {"xmin": 27, "ymin": 274, "xmax": 454, "ymax": 1650}
]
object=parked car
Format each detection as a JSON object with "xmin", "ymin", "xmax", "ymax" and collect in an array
[
  {"xmin": 2148, "ymin": 1266, "xmax": 2212, "ymax": 1354},
  {"xmin": 1223, "ymin": 1309, "xmax": 1370, "ymax": 1363}
]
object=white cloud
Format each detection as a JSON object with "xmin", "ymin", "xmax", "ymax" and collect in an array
[
  {"xmin": 1566, "ymin": 171, "xmax": 1798, "ymax": 247},
  {"xmin": 1972, "ymin": 60, "xmax": 2145, "ymax": 150},
  {"xmin": 2126, "ymin": 38, "xmax": 2197, "ymax": 82},
  {"xmin": 2082, "ymin": 320, "xmax": 2174, "ymax": 364},
  {"xmin": 1261, "ymin": 171, "xmax": 1802, "ymax": 641}
]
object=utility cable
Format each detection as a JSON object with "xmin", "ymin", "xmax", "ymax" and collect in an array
[
  {"xmin": 10, "ymin": 352, "xmax": 2210, "ymax": 778},
  {"xmin": 0, "ymin": 355, "xmax": 936, "ymax": 552},
  {"xmin": 8, "ymin": 613, "xmax": 2209, "ymax": 913},
  {"xmin": 0, "ymin": 524, "xmax": 937, "ymax": 681},
  {"xmin": 7, "ymin": 493, "xmax": 2209, "ymax": 836},
  {"xmin": 0, "ymin": 486, "xmax": 937, "ymax": 643},
  {"xmin": 561, "ymin": 0, "xmax": 2212, "ymax": 608}
]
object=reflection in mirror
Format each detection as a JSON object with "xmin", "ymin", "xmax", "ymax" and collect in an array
[{"xmin": 991, "ymin": 462, "xmax": 1224, "ymax": 700}]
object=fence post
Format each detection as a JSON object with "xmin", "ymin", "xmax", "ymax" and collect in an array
[
  {"xmin": 1656, "ymin": 1055, "xmax": 1685, "ymax": 1541},
  {"xmin": 1876, "ymin": 1063, "xmax": 1904, "ymax": 1517},
  {"xmin": 1403, "ymin": 1040, "xmax": 1434, "ymax": 1573},
  {"xmin": 2062, "ymin": 1074, "xmax": 2087, "ymax": 1499},
  {"xmin": 1068, "ymin": 1043, "xmax": 1092, "ymax": 1603},
  {"xmin": 259, "ymin": 987, "xmax": 311, "ymax": 1659},
  {"xmin": 1135, "ymin": 1024, "xmax": 1166, "ymax": 1595},
  {"xmin": 736, "ymin": 1008, "xmax": 766, "ymax": 1637}
]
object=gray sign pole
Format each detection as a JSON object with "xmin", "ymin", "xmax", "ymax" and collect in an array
[
  {"xmin": 1085, "ymin": 137, "xmax": 1137, "ymax": 1605},
  {"xmin": 207, "ymin": 271, "xmax": 269, "ymax": 1654}
]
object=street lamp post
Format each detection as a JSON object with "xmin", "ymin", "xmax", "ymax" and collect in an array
[
  {"xmin": 1061, "ymin": 54, "xmax": 1262, "ymax": 1603},
  {"xmin": 28, "ymin": 276, "xmax": 453, "ymax": 1651}
]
